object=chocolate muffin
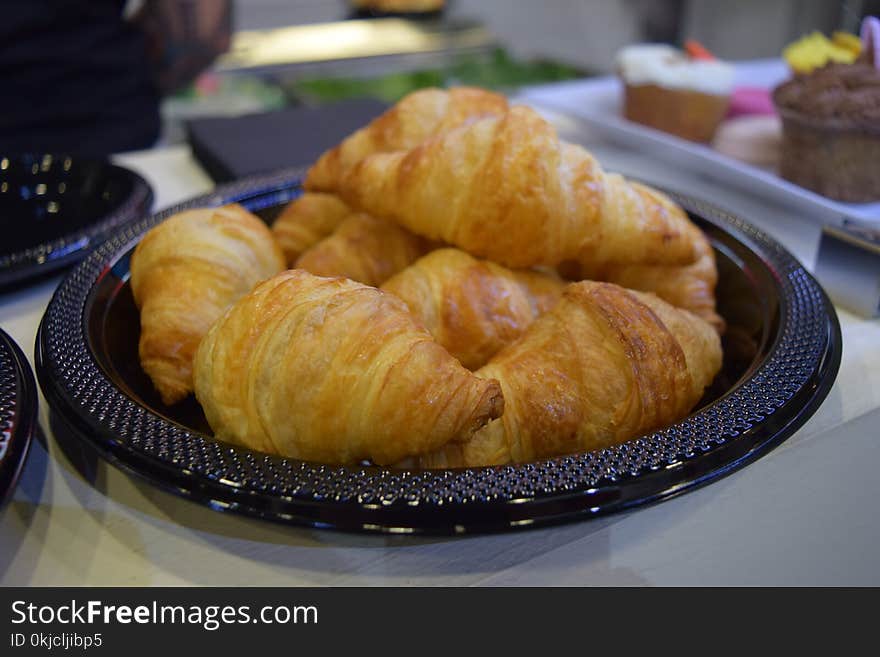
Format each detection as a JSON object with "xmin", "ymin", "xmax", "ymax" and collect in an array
[{"xmin": 772, "ymin": 62, "xmax": 880, "ymax": 202}]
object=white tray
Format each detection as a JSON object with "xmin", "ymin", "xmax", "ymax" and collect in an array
[{"xmin": 520, "ymin": 59, "xmax": 880, "ymax": 226}]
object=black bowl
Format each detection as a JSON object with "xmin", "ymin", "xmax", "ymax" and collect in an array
[
  {"xmin": 0, "ymin": 328, "xmax": 38, "ymax": 508},
  {"xmin": 0, "ymin": 153, "xmax": 153, "ymax": 289},
  {"xmin": 34, "ymin": 168, "xmax": 841, "ymax": 534}
]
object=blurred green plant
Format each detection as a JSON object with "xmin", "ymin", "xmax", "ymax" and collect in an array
[
  {"xmin": 288, "ymin": 48, "xmax": 584, "ymax": 103},
  {"xmin": 171, "ymin": 73, "xmax": 287, "ymax": 108}
]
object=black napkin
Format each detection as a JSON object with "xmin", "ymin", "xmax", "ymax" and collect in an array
[{"xmin": 185, "ymin": 98, "xmax": 390, "ymax": 183}]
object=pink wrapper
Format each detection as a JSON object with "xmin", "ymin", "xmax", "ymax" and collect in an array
[
  {"xmin": 862, "ymin": 16, "xmax": 880, "ymax": 69},
  {"xmin": 726, "ymin": 87, "xmax": 776, "ymax": 118}
]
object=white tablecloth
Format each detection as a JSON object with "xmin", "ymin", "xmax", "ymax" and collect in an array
[{"xmin": 2, "ymin": 89, "xmax": 879, "ymax": 586}]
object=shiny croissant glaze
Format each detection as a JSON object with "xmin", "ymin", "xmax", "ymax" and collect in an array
[
  {"xmin": 559, "ymin": 208, "xmax": 725, "ymax": 333},
  {"xmin": 415, "ymin": 281, "xmax": 722, "ymax": 468},
  {"xmin": 381, "ymin": 248, "xmax": 565, "ymax": 370},
  {"xmin": 271, "ymin": 192, "xmax": 351, "ymax": 265},
  {"xmin": 295, "ymin": 212, "xmax": 433, "ymax": 287},
  {"xmin": 130, "ymin": 204, "xmax": 286, "ymax": 405},
  {"xmin": 193, "ymin": 269, "xmax": 504, "ymax": 466},
  {"xmin": 337, "ymin": 105, "xmax": 701, "ymax": 270},
  {"xmin": 305, "ymin": 86, "xmax": 509, "ymax": 193}
]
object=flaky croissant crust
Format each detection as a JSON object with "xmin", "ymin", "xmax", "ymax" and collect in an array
[
  {"xmin": 295, "ymin": 212, "xmax": 433, "ymax": 287},
  {"xmin": 560, "ymin": 210, "xmax": 725, "ymax": 332},
  {"xmin": 130, "ymin": 204, "xmax": 285, "ymax": 405},
  {"xmin": 271, "ymin": 192, "xmax": 351, "ymax": 265},
  {"xmin": 338, "ymin": 105, "xmax": 700, "ymax": 270},
  {"xmin": 381, "ymin": 248, "xmax": 565, "ymax": 370},
  {"xmin": 416, "ymin": 281, "xmax": 722, "ymax": 468},
  {"xmin": 305, "ymin": 86, "xmax": 508, "ymax": 193},
  {"xmin": 193, "ymin": 269, "xmax": 504, "ymax": 465}
]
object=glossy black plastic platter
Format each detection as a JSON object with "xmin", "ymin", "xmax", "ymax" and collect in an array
[
  {"xmin": 35, "ymin": 168, "xmax": 842, "ymax": 534},
  {"xmin": 0, "ymin": 328, "xmax": 38, "ymax": 508},
  {"xmin": 0, "ymin": 154, "xmax": 153, "ymax": 289}
]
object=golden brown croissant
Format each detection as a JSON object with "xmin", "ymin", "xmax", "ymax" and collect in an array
[
  {"xmin": 305, "ymin": 86, "xmax": 508, "ymax": 193},
  {"xmin": 559, "ymin": 209, "xmax": 725, "ymax": 332},
  {"xmin": 337, "ymin": 105, "xmax": 699, "ymax": 270},
  {"xmin": 295, "ymin": 212, "xmax": 434, "ymax": 287},
  {"xmin": 271, "ymin": 192, "xmax": 351, "ymax": 265},
  {"xmin": 351, "ymin": 0, "xmax": 444, "ymax": 11},
  {"xmin": 415, "ymin": 281, "xmax": 722, "ymax": 468},
  {"xmin": 381, "ymin": 248, "xmax": 565, "ymax": 370},
  {"xmin": 130, "ymin": 204, "xmax": 286, "ymax": 405},
  {"xmin": 193, "ymin": 269, "xmax": 504, "ymax": 465}
]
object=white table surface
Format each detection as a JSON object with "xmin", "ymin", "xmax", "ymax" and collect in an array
[{"xmin": 2, "ymin": 94, "xmax": 880, "ymax": 586}]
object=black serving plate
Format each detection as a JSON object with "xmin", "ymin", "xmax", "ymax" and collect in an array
[
  {"xmin": 34, "ymin": 168, "xmax": 842, "ymax": 534},
  {"xmin": 0, "ymin": 328, "xmax": 38, "ymax": 508},
  {"xmin": 0, "ymin": 154, "xmax": 153, "ymax": 289}
]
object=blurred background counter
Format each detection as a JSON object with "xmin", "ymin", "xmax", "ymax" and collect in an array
[{"xmin": 161, "ymin": 0, "xmax": 874, "ymax": 143}]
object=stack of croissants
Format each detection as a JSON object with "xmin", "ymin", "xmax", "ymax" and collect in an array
[{"xmin": 130, "ymin": 87, "xmax": 725, "ymax": 469}]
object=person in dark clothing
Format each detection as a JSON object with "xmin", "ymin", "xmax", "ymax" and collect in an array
[{"xmin": 0, "ymin": 0, "xmax": 232, "ymax": 156}]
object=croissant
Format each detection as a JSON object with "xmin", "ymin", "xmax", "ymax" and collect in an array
[
  {"xmin": 271, "ymin": 192, "xmax": 351, "ymax": 265},
  {"xmin": 381, "ymin": 248, "xmax": 565, "ymax": 370},
  {"xmin": 415, "ymin": 281, "xmax": 722, "ymax": 468},
  {"xmin": 305, "ymin": 86, "xmax": 508, "ymax": 193},
  {"xmin": 559, "ymin": 211, "xmax": 725, "ymax": 332},
  {"xmin": 337, "ymin": 105, "xmax": 699, "ymax": 270},
  {"xmin": 193, "ymin": 269, "xmax": 504, "ymax": 465},
  {"xmin": 130, "ymin": 204, "xmax": 286, "ymax": 405},
  {"xmin": 295, "ymin": 212, "xmax": 434, "ymax": 287}
]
